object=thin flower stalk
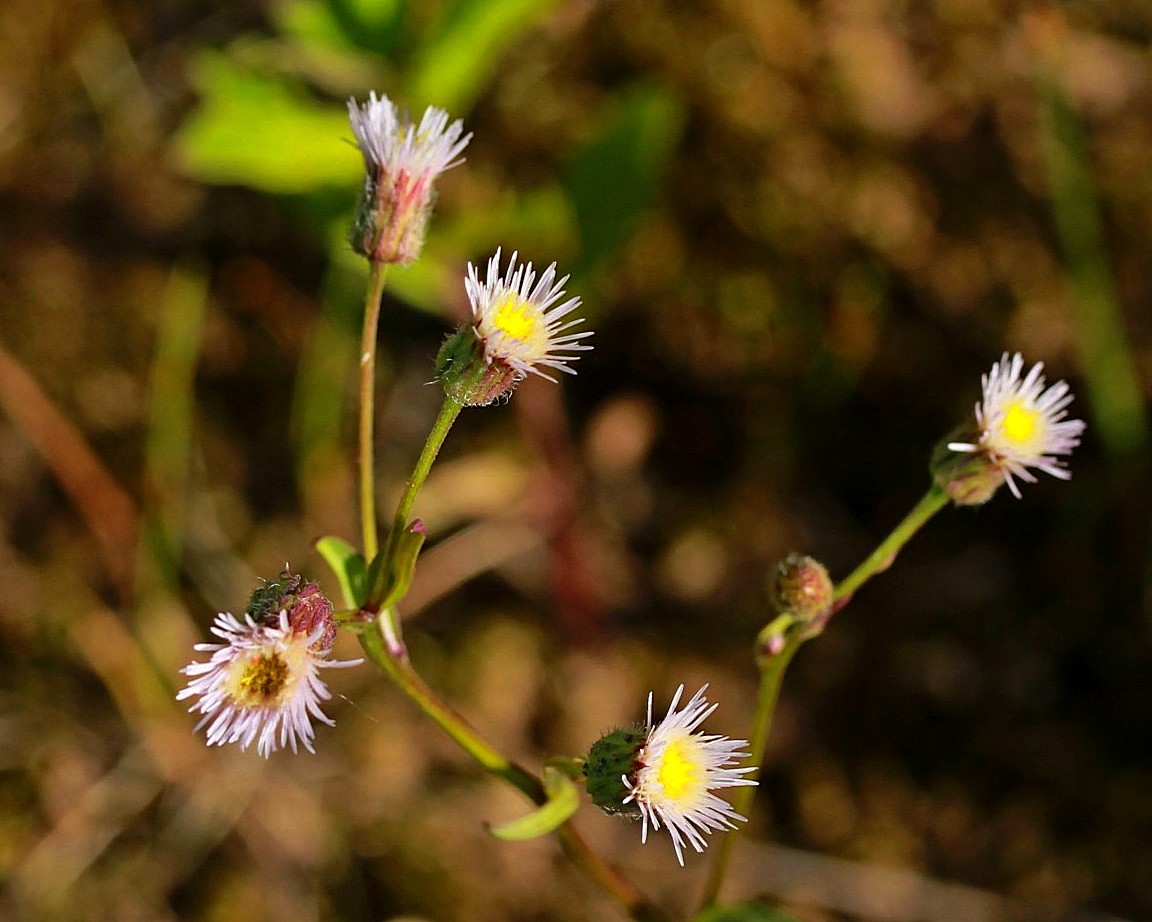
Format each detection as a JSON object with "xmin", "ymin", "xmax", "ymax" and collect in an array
[
  {"xmin": 359, "ymin": 260, "xmax": 389, "ymax": 560},
  {"xmin": 358, "ymin": 615, "xmax": 667, "ymax": 922}
]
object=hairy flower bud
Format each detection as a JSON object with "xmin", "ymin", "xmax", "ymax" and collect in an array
[
  {"xmin": 583, "ymin": 727, "xmax": 647, "ymax": 817},
  {"xmin": 347, "ymin": 92, "xmax": 470, "ymax": 265},
  {"xmin": 772, "ymin": 554, "xmax": 834, "ymax": 625},
  {"xmin": 931, "ymin": 433, "xmax": 1007, "ymax": 506}
]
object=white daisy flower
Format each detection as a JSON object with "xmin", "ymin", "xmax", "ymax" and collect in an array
[
  {"xmin": 178, "ymin": 585, "xmax": 360, "ymax": 757},
  {"xmin": 947, "ymin": 352, "xmax": 1086, "ymax": 498},
  {"xmin": 466, "ymin": 248, "xmax": 594, "ymax": 382},
  {"xmin": 624, "ymin": 684, "xmax": 757, "ymax": 865},
  {"xmin": 347, "ymin": 92, "xmax": 471, "ymax": 265}
]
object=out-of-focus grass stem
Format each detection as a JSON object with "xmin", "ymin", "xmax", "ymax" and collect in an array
[
  {"xmin": 139, "ymin": 264, "xmax": 208, "ymax": 592},
  {"xmin": 1028, "ymin": 10, "xmax": 1149, "ymax": 459}
]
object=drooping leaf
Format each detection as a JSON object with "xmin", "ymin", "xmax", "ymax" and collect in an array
[{"xmin": 486, "ymin": 767, "xmax": 580, "ymax": 841}]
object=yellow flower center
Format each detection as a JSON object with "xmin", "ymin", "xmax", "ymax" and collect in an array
[
  {"xmin": 655, "ymin": 736, "xmax": 706, "ymax": 803},
  {"xmin": 1000, "ymin": 398, "xmax": 1041, "ymax": 447},
  {"xmin": 492, "ymin": 294, "xmax": 543, "ymax": 343},
  {"xmin": 228, "ymin": 651, "xmax": 290, "ymax": 707}
]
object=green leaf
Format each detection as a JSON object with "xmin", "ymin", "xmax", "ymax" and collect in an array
[
  {"xmin": 409, "ymin": 0, "xmax": 564, "ymax": 110},
  {"xmin": 315, "ymin": 535, "xmax": 368, "ymax": 609},
  {"xmin": 365, "ymin": 521, "xmax": 428, "ymax": 609},
  {"xmin": 274, "ymin": 0, "xmax": 408, "ymax": 59},
  {"xmin": 693, "ymin": 902, "xmax": 802, "ymax": 922},
  {"xmin": 563, "ymin": 84, "xmax": 684, "ymax": 276},
  {"xmin": 172, "ymin": 52, "xmax": 360, "ymax": 194},
  {"xmin": 487, "ymin": 767, "xmax": 580, "ymax": 841}
]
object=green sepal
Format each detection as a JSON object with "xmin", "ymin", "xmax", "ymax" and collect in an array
[
  {"xmin": 315, "ymin": 535, "xmax": 368, "ymax": 610},
  {"xmin": 366, "ymin": 522, "xmax": 427, "ymax": 609},
  {"xmin": 583, "ymin": 726, "xmax": 645, "ymax": 816},
  {"xmin": 486, "ymin": 767, "xmax": 580, "ymax": 842}
]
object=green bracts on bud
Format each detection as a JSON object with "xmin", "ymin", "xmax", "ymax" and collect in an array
[
  {"xmin": 348, "ymin": 172, "xmax": 432, "ymax": 266},
  {"xmin": 435, "ymin": 326, "xmax": 522, "ymax": 407},
  {"xmin": 583, "ymin": 727, "xmax": 646, "ymax": 816},
  {"xmin": 931, "ymin": 432, "xmax": 1006, "ymax": 506},
  {"xmin": 348, "ymin": 174, "xmax": 383, "ymax": 260}
]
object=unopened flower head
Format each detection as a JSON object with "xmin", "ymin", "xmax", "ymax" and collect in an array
[
  {"xmin": 583, "ymin": 684, "xmax": 756, "ymax": 866},
  {"xmin": 347, "ymin": 92, "xmax": 471, "ymax": 265},
  {"xmin": 945, "ymin": 352, "xmax": 1085, "ymax": 500},
  {"xmin": 435, "ymin": 248, "xmax": 593, "ymax": 405},
  {"xmin": 177, "ymin": 574, "xmax": 360, "ymax": 757},
  {"xmin": 773, "ymin": 553, "xmax": 834, "ymax": 627}
]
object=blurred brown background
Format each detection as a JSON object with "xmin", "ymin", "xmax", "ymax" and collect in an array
[{"xmin": 1, "ymin": 0, "xmax": 1151, "ymax": 920}]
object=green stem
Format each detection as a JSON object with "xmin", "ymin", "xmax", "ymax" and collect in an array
[
  {"xmin": 360, "ymin": 617, "xmax": 541, "ymax": 796},
  {"xmin": 833, "ymin": 482, "xmax": 949, "ymax": 603},
  {"xmin": 385, "ymin": 394, "xmax": 463, "ymax": 554},
  {"xmin": 358, "ymin": 261, "xmax": 390, "ymax": 560},
  {"xmin": 698, "ymin": 631, "xmax": 802, "ymax": 910},
  {"xmin": 699, "ymin": 481, "xmax": 950, "ymax": 910},
  {"xmin": 358, "ymin": 616, "xmax": 667, "ymax": 921}
]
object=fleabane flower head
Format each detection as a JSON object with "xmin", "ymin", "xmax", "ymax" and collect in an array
[
  {"xmin": 435, "ymin": 248, "xmax": 593, "ymax": 405},
  {"xmin": 941, "ymin": 352, "xmax": 1086, "ymax": 502},
  {"xmin": 347, "ymin": 91, "xmax": 471, "ymax": 265},
  {"xmin": 583, "ymin": 684, "xmax": 757, "ymax": 866},
  {"xmin": 177, "ymin": 573, "xmax": 361, "ymax": 757}
]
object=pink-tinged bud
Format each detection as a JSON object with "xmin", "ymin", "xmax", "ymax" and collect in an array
[
  {"xmin": 347, "ymin": 93, "xmax": 471, "ymax": 266},
  {"xmin": 285, "ymin": 581, "xmax": 337, "ymax": 655},
  {"xmin": 246, "ymin": 571, "xmax": 336, "ymax": 654},
  {"xmin": 772, "ymin": 554, "xmax": 834, "ymax": 626}
]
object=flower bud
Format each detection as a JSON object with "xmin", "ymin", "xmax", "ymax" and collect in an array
[
  {"xmin": 347, "ymin": 93, "xmax": 470, "ymax": 266},
  {"xmin": 772, "ymin": 554, "xmax": 834, "ymax": 625},
  {"xmin": 931, "ymin": 432, "xmax": 1006, "ymax": 506},
  {"xmin": 246, "ymin": 571, "xmax": 336, "ymax": 654},
  {"xmin": 583, "ymin": 727, "xmax": 646, "ymax": 817},
  {"xmin": 435, "ymin": 326, "xmax": 522, "ymax": 406}
]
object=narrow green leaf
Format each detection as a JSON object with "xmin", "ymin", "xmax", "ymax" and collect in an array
[
  {"xmin": 409, "ymin": 0, "xmax": 564, "ymax": 110},
  {"xmin": 563, "ymin": 84, "xmax": 684, "ymax": 276},
  {"xmin": 315, "ymin": 535, "xmax": 368, "ymax": 609},
  {"xmin": 487, "ymin": 767, "xmax": 580, "ymax": 841}
]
